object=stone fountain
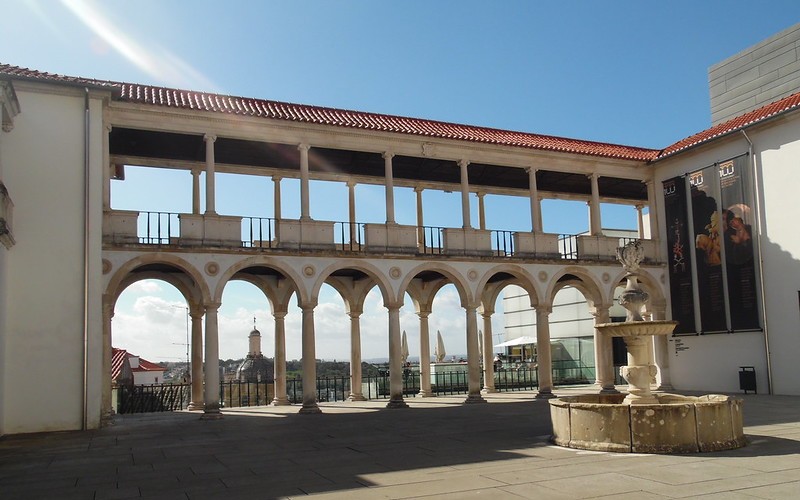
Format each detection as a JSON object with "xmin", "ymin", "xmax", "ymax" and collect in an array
[{"xmin": 549, "ymin": 241, "xmax": 746, "ymax": 453}]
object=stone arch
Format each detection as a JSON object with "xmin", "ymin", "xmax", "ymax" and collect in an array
[
  {"xmin": 475, "ymin": 264, "xmax": 540, "ymax": 310},
  {"xmin": 545, "ymin": 266, "xmax": 606, "ymax": 308},
  {"xmin": 397, "ymin": 262, "xmax": 472, "ymax": 307},
  {"xmin": 115, "ymin": 271, "xmax": 202, "ymax": 312},
  {"xmin": 313, "ymin": 259, "xmax": 394, "ymax": 308},
  {"xmin": 105, "ymin": 254, "xmax": 210, "ymax": 306},
  {"xmin": 212, "ymin": 256, "xmax": 305, "ymax": 306}
]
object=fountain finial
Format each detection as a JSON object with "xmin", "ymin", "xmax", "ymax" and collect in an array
[
  {"xmin": 617, "ymin": 240, "xmax": 648, "ymax": 322},
  {"xmin": 617, "ymin": 239, "xmax": 645, "ymax": 274}
]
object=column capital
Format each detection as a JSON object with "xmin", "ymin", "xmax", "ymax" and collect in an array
[
  {"xmin": 272, "ymin": 310, "xmax": 288, "ymax": 319},
  {"xmin": 346, "ymin": 179, "xmax": 357, "ymax": 188},
  {"xmin": 587, "ymin": 172, "xmax": 599, "ymax": 180},
  {"xmin": 525, "ymin": 166, "xmax": 537, "ymax": 175},
  {"xmin": 385, "ymin": 302, "xmax": 403, "ymax": 311},
  {"xmin": 590, "ymin": 303, "xmax": 613, "ymax": 317},
  {"xmin": 191, "ymin": 168, "xmax": 201, "ymax": 177},
  {"xmin": 297, "ymin": 143, "xmax": 310, "ymax": 152},
  {"xmin": 458, "ymin": 159, "xmax": 470, "ymax": 168},
  {"xmin": 416, "ymin": 309, "xmax": 431, "ymax": 319},
  {"xmin": 203, "ymin": 302, "xmax": 222, "ymax": 312},
  {"xmin": 347, "ymin": 309, "xmax": 363, "ymax": 319},
  {"xmin": 105, "ymin": 124, "xmax": 113, "ymax": 133},
  {"xmin": 476, "ymin": 191, "xmax": 486, "ymax": 199},
  {"xmin": 413, "ymin": 185, "xmax": 424, "ymax": 193},
  {"xmin": 272, "ymin": 174, "xmax": 283, "ymax": 182},
  {"xmin": 299, "ymin": 301, "xmax": 318, "ymax": 311},
  {"xmin": 535, "ymin": 304, "xmax": 553, "ymax": 315},
  {"xmin": 203, "ymin": 133, "xmax": 217, "ymax": 143},
  {"xmin": 382, "ymin": 151, "xmax": 394, "ymax": 160},
  {"xmin": 634, "ymin": 203, "xmax": 644, "ymax": 210}
]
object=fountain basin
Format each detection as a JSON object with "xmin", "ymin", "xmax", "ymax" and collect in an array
[
  {"xmin": 549, "ymin": 393, "xmax": 746, "ymax": 453},
  {"xmin": 595, "ymin": 319, "xmax": 678, "ymax": 338}
]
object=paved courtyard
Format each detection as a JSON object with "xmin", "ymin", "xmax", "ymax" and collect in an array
[{"xmin": 1, "ymin": 386, "xmax": 799, "ymax": 499}]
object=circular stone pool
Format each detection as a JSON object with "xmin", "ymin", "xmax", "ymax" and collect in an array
[{"xmin": 549, "ymin": 393, "xmax": 746, "ymax": 453}]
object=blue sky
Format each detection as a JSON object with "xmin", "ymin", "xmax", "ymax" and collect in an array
[{"xmin": 4, "ymin": 1, "xmax": 800, "ymax": 363}]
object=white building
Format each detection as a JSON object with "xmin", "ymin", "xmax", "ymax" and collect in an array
[{"xmin": 2, "ymin": 25, "xmax": 800, "ymax": 435}]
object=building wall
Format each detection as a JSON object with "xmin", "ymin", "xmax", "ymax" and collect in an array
[
  {"xmin": 710, "ymin": 23, "xmax": 800, "ymax": 125},
  {"xmin": 653, "ymin": 111, "xmax": 800, "ymax": 395},
  {"xmin": 133, "ymin": 371, "xmax": 162, "ymax": 386},
  {"xmin": 1, "ymin": 82, "xmax": 105, "ymax": 433}
]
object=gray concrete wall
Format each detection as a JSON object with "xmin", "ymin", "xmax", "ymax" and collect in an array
[{"xmin": 710, "ymin": 23, "xmax": 800, "ymax": 125}]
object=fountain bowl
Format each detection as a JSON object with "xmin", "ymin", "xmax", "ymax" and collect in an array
[
  {"xmin": 549, "ymin": 393, "xmax": 746, "ymax": 453},
  {"xmin": 595, "ymin": 319, "xmax": 678, "ymax": 338}
]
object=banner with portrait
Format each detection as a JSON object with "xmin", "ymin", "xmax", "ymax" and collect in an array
[
  {"xmin": 689, "ymin": 167, "xmax": 727, "ymax": 333},
  {"xmin": 663, "ymin": 176, "xmax": 695, "ymax": 334},
  {"xmin": 718, "ymin": 156, "xmax": 759, "ymax": 330}
]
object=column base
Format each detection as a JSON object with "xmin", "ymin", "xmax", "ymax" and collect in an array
[
  {"xmin": 535, "ymin": 389, "xmax": 556, "ymax": 399},
  {"xmin": 299, "ymin": 403, "xmax": 322, "ymax": 414},
  {"xmin": 481, "ymin": 387, "xmax": 498, "ymax": 394},
  {"xmin": 599, "ymin": 384, "xmax": 620, "ymax": 394},
  {"xmin": 188, "ymin": 402, "xmax": 204, "ymax": 411},
  {"xmin": 418, "ymin": 390, "xmax": 434, "ymax": 398},
  {"xmin": 386, "ymin": 398, "xmax": 409, "ymax": 409},
  {"xmin": 100, "ymin": 409, "xmax": 115, "ymax": 427},
  {"xmin": 271, "ymin": 397, "xmax": 291, "ymax": 406},
  {"xmin": 200, "ymin": 407, "xmax": 223, "ymax": 420},
  {"xmin": 348, "ymin": 393, "xmax": 367, "ymax": 402},
  {"xmin": 464, "ymin": 393, "xmax": 487, "ymax": 404}
]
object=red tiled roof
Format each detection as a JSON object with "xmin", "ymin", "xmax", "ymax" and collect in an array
[
  {"xmin": 0, "ymin": 63, "xmax": 659, "ymax": 162},
  {"xmin": 658, "ymin": 91, "xmax": 800, "ymax": 158},
  {"xmin": 111, "ymin": 347, "xmax": 164, "ymax": 381}
]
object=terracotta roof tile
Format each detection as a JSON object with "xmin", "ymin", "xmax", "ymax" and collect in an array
[
  {"xmin": 1, "ymin": 63, "xmax": 658, "ymax": 162},
  {"xmin": 658, "ymin": 91, "xmax": 800, "ymax": 158}
]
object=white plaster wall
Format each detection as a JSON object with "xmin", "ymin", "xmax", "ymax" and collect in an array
[
  {"xmin": 652, "ymin": 113, "xmax": 800, "ymax": 395},
  {"xmin": 0, "ymin": 243, "xmax": 7, "ymax": 434},
  {"xmin": 133, "ymin": 371, "xmax": 162, "ymax": 385},
  {"xmin": 2, "ymin": 84, "xmax": 105, "ymax": 433}
]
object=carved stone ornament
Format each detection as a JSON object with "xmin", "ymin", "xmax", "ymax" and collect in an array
[
  {"xmin": 205, "ymin": 261, "xmax": 219, "ymax": 276},
  {"xmin": 421, "ymin": 142, "xmax": 436, "ymax": 157},
  {"xmin": 538, "ymin": 270, "xmax": 548, "ymax": 282},
  {"xmin": 389, "ymin": 267, "xmax": 402, "ymax": 279},
  {"xmin": 303, "ymin": 265, "xmax": 316, "ymax": 277},
  {"xmin": 102, "ymin": 259, "xmax": 112, "ymax": 275},
  {"xmin": 467, "ymin": 269, "xmax": 478, "ymax": 281},
  {"xmin": 602, "ymin": 272, "xmax": 610, "ymax": 283}
]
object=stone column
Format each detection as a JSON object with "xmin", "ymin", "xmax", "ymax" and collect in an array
[
  {"xmin": 415, "ymin": 186, "xmax": 425, "ymax": 245},
  {"xmin": 652, "ymin": 306, "xmax": 674, "ymax": 390},
  {"xmin": 347, "ymin": 180, "xmax": 357, "ymax": 246},
  {"xmin": 535, "ymin": 305, "xmax": 554, "ymax": 398},
  {"xmin": 348, "ymin": 309, "xmax": 366, "ymax": 401},
  {"xmin": 273, "ymin": 176, "xmax": 282, "ymax": 220},
  {"xmin": 299, "ymin": 303, "xmax": 320, "ymax": 413},
  {"xmin": 592, "ymin": 304, "xmax": 618, "ymax": 393},
  {"xmin": 386, "ymin": 304, "xmax": 408, "ymax": 408},
  {"xmin": 477, "ymin": 192, "xmax": 486, "ymax": 230},
  {"xmin": 191, "ymin": 170, "xmax": 201, "ymax": 214},
  {"xmin": 459, "ymin": 159, "xmax": 472, "ymax": 229},
  {"xmin": 272, "ymin": 310, "xmax": 290, "ymax": 405},
  {"xmin": 481, "ymin": 310, "xmax": 496, "ymax": 393},
  {"xmin": 645, "ymin": 179, "xmax": 660, "ymax": 259},
  {"xmin": 204, "ymin": 134, "xmax": 217, "ymax": 215},
  {"xmin": 464, "ymin": 305, "xmax": 486, "ymax": 403},
  {"xmin": 588, "ymin": 173, "xmax": 601, "ymax": 235},
  {"xmin": 102, "ymin": 125, "xmax": 112, "ymax": 211},
  {"xmin": 201, "ymin": 303, "xmax": 222, "ymax": 419},
  {"xmin": 635, "ymin": 204, "xmax": 645, "ymax": 239},
  {"xmin": 298, "ymin": 144, "xmax": 311, "ymax": 220},
  {"xmin": 101, "ymin": 295, "xmax": 114, "ymax": 423},
  {"xmin": 527, "ymin": 167, "xmax": 542, "ymax": 233},
  {"xmin": 188, "ymin": 309, "xmax": 205, "ymax": 410},
  {"xmin": 417, "ymin": 309, "xmax": 433, "ymax": 397},
  {"xmin": 383, "ymin": 152, "xmax": 396, "ymax": 224}
]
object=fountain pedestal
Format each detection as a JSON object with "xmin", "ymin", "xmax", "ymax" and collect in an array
[{"xmin": 547, "ymin": 240, "xmax": 746, "ymax": 453}]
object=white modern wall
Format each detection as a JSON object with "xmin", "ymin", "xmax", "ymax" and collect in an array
[
  {"xmin": 652, "ymin": 112, "xmax": 800, "ymax": 395},
  {"xmin": 1, "ymin": 82, "xmax": 106, "ymax": 433}
]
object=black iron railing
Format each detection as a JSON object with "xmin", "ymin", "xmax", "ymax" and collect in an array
[
  {"xmin": 117, "ymin": 383, "xmax": 189, "ymax": 413},
  {"xmin": 241, "ymin": 217, "xmax": 276, "ymax": 249},
  {"xmin": 333, "ymin": 221, "xmax": 366, "ymax": 252},
  {"xmin": 420, "ymin": 226, "xmax": 444, "ymax": 254},
  {"xmin": 491, "ymin": 230, "xmax": 515, "ymax": 257},
  {"xmin": 558, "ymin": 233, "xmax": 579, "ymax": 259},
  {"xmin": 138, "ymin": 211, "xmax": 181, "ymax": 245}
]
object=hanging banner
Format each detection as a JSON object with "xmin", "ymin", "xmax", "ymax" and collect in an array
[
  {"xmin": 718, "ymin": 156, "xmax": 760, "ymax": 330},
  {"xmin": 663, "ymin": 176, "xmax": 695, "ymax": 334},
  {"xmin": 690, "ymin": 167, "xmax": 727, "ymax": 332}
]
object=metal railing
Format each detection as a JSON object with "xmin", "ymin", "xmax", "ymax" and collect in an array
[
  {"xmin": 117, "ymin": 383, "xmax": 190, "ymax": 413},
  {"xmin": 138, "ymin": 211, "xmax": 180, "ymax": 245},
  {"xmin": 491, "ymin": 230, "xmax": 515, "ymax": 257},
  {"xmin": 241, "ymin": 217, "xmax": 276, "ymax": 249},
  {"xmin": 333, "ymin": 221, "xmax": 366, "ymax": 252},
  {"xmin": 419, "ymin": 226, "xmax": 444, "ymax": 254},
  {"xmin": 558, "ymin": 233, "xmax": 579, "ymax": 259}
]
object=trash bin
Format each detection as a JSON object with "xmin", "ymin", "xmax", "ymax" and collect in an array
[{"xmin": 739, "ymin": 366, "xmax": 756, "ymax": 394}]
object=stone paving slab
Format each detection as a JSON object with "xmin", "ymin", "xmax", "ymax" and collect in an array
[{"xmin": 1, "ymin": 388, "xmax": 800, "ymax": 499}]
